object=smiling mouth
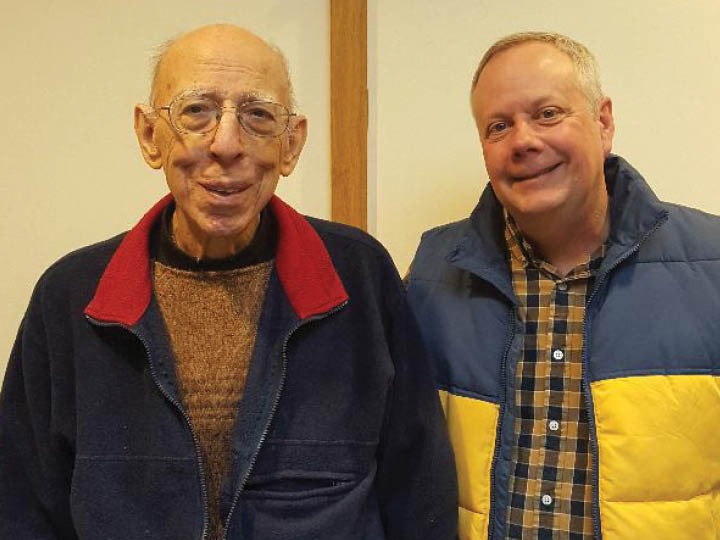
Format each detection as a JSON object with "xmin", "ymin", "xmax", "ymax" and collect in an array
[
  {"xmin": 204, "ymin": 185, "xmax": 244, "ymax": 196},
  {"xmin": 514, "ymin": 162, "xmax": 562, "ymax": 181}
]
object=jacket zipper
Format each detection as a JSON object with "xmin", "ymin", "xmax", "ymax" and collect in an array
[
  {"xmin": 85, "ymin": 316, "xmax": 211, "ymax": 540},
  {"xmin": 486, "ymin": 306, "xmax": 516, "ymax": 540},
  {"xmin": 581, "ymin": 216, "xmax": 667, "ymax": 540},
  {"xmin": 221, "ymin": 300, "xmax": 348, "ymax": 540}
]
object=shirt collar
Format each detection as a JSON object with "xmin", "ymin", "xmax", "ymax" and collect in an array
[{"xmin": 503, "ymin": 209, "xmax": 606, "ymax": 281}]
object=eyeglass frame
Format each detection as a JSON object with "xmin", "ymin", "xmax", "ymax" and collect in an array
[{"xmin": 153, "ymin": 91, "xmax": 297, "ymax": 139}]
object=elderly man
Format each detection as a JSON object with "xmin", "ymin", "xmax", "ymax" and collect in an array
[
  {"xmin": 0, "ymin": 24, "xmax": 456, "ymax": 539},
  {"xmin": 406, "ymin": 31, "xmax": 720, "ymax": 540}
]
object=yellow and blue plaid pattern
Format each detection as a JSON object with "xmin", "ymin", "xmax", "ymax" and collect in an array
[{"xmin": 504, "ymin": 215, "xmax": 604, "ymax": 539}]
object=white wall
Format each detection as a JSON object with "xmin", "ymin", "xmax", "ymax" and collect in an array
[
  {"xmin": 371, "ymin": 0, "xmax": 720, "ymax": 274},
  {"xmin": 0, "ymin": 1, "xmax": 329, "ymax": 371}
]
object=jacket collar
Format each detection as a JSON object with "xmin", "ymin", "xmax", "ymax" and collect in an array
[
  {"xmin": 449, "ymin": 154, "xmax": 668, "ymax": 292},
  {"xmin": 600, "ymin": 155, "xmax": 669, "ymax": 272},
  {"xmin": 84, "ymin": 195, "xmax": 348, "ymax": 326},
  {"xmin": 445, "ymin": 179, "xmax": 516, "ymax": 302}
]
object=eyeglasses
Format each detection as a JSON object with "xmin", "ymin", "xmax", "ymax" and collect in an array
[{"xmin": 157, "ymin": 93, "xmax": 295, "ymax": 138}]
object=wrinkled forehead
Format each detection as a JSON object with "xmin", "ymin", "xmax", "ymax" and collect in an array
[{"xmin": 154, "ymin": 34, "xmax": 290, "ymax": 107}]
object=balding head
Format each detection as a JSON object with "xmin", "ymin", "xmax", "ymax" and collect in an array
[
  {"xmin": 133, "ymin": 23, "xmax": 308, "ymax": 260},
  {"xmin": 149, "ymin": 24, "xmax": 295, "ymax": 110}
]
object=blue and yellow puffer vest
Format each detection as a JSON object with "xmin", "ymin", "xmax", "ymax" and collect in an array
[{"xmin": 407, "ymin": 155, "xmax": 720, "ymax": 540}]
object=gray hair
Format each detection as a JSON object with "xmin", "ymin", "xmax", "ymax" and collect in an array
[
  {"xmin": 148, "ymin": 35, "xmax": 178, "ymax": 106},
  {"xmin": 471, "ymin": 32, "xmax": 603, "ymax": 110},
  {"xmin": 148, "ymin": 33, "xmax": 297, "ymax": 112}
]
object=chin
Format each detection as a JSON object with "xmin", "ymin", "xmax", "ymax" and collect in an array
[
  {"xmin": 501, "ymin": 185, "xmax": 567, "ymax": 214},
  {"xmin": 505, "ymin": 198, "xmax": 564, "ymax": 219},
  {"xmin": 201, "ymin": 220, "xmax": 252, "ymax": 240}
]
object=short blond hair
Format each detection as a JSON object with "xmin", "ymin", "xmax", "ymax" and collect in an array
[{"xmin": 471, "ymin": 32, "xmax": 603, "ymax": 109}]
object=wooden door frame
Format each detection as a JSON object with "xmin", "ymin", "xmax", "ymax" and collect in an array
[{"xmin": 330, "ymin": 0, "xmax": 367, "ymax": 230}]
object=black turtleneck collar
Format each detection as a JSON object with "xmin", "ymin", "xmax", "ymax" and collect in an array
[{"xmin": 151, "ymin": 203, "xmax": 276, "ymax": 271}]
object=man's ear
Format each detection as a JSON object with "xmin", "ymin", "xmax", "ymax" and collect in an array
[
  {"xmin": 134, "ymin": 104, "xmax": 163, "ymax": 169},
  {"xmin": 279, "ymin": 115, "xmax": 308, "ymax": 177},
  {"xmin": 596, "ymin": 97, "xmax": 615, "ymax": 156}
]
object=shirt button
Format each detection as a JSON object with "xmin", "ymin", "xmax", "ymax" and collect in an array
[
  {"xmin": 557, "ymin": 282, "xmax": 568, "ymax": 291},
  {"xmin": 549, "ymin": 420, "xmax": 560, "ymax": 431},
  {"xmin": 552, "ymin": 349, "xmax": 564, "ymax": 360},
  {"xmin": 541, "ymin": 494, "xmax": 553, "ymax": 506}
]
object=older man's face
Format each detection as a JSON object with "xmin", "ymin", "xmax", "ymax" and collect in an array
[
  {"xmin": 136, "ymin": 26, "xmax": 306, "ymax": 258},
  {"xmin": 471, "ymin": 42, "xmax": 613, "ymax": 225}
]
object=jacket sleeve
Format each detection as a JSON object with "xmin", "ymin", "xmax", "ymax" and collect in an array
[
  {"xmin": 375, "ymin": 281, "xmax": 458, "ymax": 539},
  {"xmin": 0, "ymin": 282, "xmax": 77, "ymax": 539}
]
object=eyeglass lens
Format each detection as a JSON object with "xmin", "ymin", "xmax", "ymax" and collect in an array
[{"xmin": 170, "ymin": 97, "xmax": 289, "ymax": 137}]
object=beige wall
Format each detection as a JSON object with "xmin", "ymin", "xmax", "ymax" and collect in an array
[
  {"xmin": 4, "ymin": 1, "xmax": 720, "ymax": 375},
  {"xmin": 371, "ymin": 0, "xmax": 720, "ymax": 274},
  {"xmin": 1, "ymin": 1, "xmax": 329, "ymax": 369}
]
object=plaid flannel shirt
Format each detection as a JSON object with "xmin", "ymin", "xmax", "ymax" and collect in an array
[{"xmin": 504, "ymin": 215, "xmax": 605, "ymax": 539}]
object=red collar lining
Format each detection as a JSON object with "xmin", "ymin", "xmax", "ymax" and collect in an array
[{"xmin": 84, "ymin": 195, "xmax": 348, "ymax": 325}]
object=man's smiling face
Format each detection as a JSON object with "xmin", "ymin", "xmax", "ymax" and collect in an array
[
  {"xmin": 136, "ymin": 25, "xmax": 306, "ymax": 259},
  {"xmin": 471, "ymin": 41, "xmax": 614, "ymax": 224}
]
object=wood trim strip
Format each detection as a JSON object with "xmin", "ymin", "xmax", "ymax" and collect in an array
[{"xmin": 330, "ymin": 0, "xmax": 367, "ymax": 230}]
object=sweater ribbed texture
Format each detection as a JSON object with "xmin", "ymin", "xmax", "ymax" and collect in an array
[{"xmin": 153, "ymin": 260, "xmax": 272, "ymax": 539}]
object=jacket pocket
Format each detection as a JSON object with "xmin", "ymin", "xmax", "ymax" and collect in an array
[
  {"xmin": 228, "ymin": 439, "xmax": 381, "ymax": 539},
  {"xmin": 242, "ymin": 470, "xmax": 358, "ymax": 500},
  {"xmin": 241, "ymin": 438, "xmax": 375, "ymax": 499}
]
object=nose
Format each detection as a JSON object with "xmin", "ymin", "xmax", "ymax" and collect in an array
[
  {"xmin": 509, "ymin": 119, "xmax": 543, "ymax": 158},
  {"xmin": 208, "ymin": 108, "xmax": 246, "ymax": 163}
]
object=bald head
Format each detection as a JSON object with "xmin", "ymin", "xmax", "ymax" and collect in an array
[{"xmin": 149, "ymin": 24, "xmax": 295, "ymax": 110}]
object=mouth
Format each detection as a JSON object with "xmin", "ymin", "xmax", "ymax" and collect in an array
[
  {"xmin": 206, "ymin": 186, "xmax": 242, "ymax": 196},
  {"xmin": 513, "ymin": 162, "xmax": 562, "ymax": 181},
  {"xmin": 202, "ymin": 183, "xmax": 249, "ymax": 198}
]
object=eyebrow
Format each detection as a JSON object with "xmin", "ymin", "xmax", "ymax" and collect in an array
[{"xmin": 176, "ymin": 87, "xmax": 275, "ymax": 103}]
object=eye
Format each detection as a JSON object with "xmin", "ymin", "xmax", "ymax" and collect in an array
[
  {"xmin": 172, "ymin": 97, "xmax": 217, "ymax": 132},
  {"xmin": 537, "ymin": 107, "xmax": 563, "ymax": 124},
  {"xmin": 179, "ymin": 100, "xmax": 214, "ymax": 116},
  {"xmin": 186, "ymin": 104, "xmax": 206, "ymax": 115},
  {"xmin": 486, "ymin": 121, "xmax": 509, "ymax": 139},
  {"xmin": 244, "ymin": 106, "xmax": 276, "ymax": 122}
]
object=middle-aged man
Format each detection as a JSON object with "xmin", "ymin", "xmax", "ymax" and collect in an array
[
  {"xmin": 0, "ymin": 24, "xmax": 457, "ymax": 539},
  {"xmin": 406, "ymin": 31, "xmax": 720, "ymax": 539}
]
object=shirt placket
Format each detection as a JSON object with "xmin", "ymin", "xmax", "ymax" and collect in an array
[
  {"xmin": 546, "ymin": 276, "xmax": 575, "ymax": 535},
  {"xmin": 531, "ymin": 274, "xmax": 563, "ymax": 535},
  {"xmin": 504, "ymin": 217, "xmax": 600, "ymax": 539}
]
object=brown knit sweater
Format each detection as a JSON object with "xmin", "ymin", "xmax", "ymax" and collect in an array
[{"xmin": 153, "ymin": 260, "xmax": 272, "ymax": 539}]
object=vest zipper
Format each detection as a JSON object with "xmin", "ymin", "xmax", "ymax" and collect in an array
[
  {"xmin": 221, "ymin": 300, "xmax": 348, "ymax": 540},
  {"xmin": 581, "ymin": 215, "xmax": 667, "ymax": 540},
  {"xmin": 85, "ymin": 316, "xmax": 211, "ymax": 540},
  {"xmin": 487, "ymin": 306, "xmax": 517, "ymax": 540}
]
